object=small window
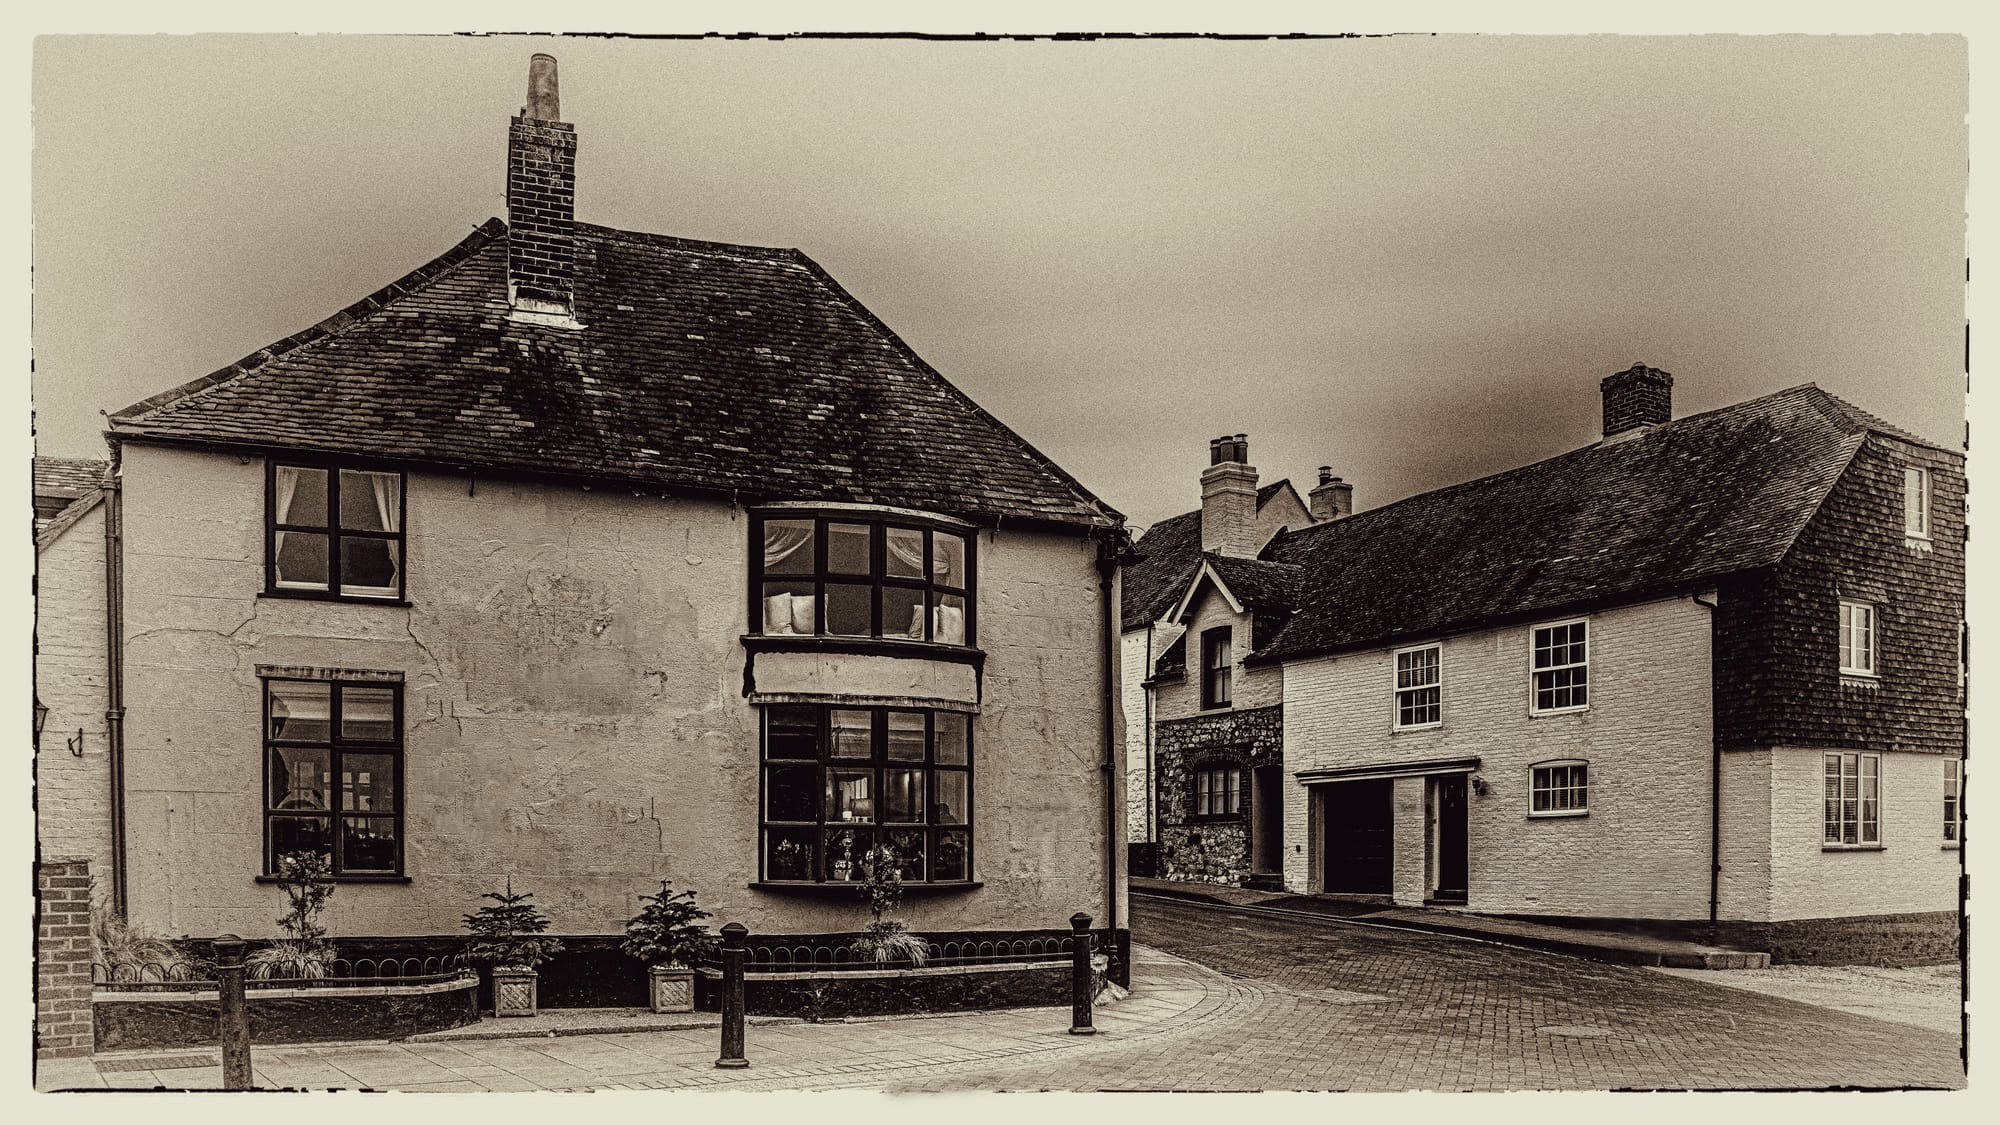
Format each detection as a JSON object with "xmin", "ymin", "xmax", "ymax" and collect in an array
[
  {"xmin": 753, "ymin": 513, "xmax": 973, "ymax": 646},
  {"xmin": 1200, "ymin": 627, "xmax": 1233, "ymax": 710},
  {"xmin": 1194, "ymin": 766, "xmax": 1241, "ymax": 817},
  {"xmin": 264, "ymin": 676, "xmax": 403, "ymax": 876},
  {"xmin": 269, "ymin": 463, "xmax": 406, "ymax": 600},
  {"xmin": 1839, "ymin": 601, "xmax": 1877, "ymax": 676},
  {"xmin": 1530, "ymin": 619, "xmax": 1589, "ymax": 713},
  {"xmin": 1394, "ymin": 644, "xmax": 1442, "ymax": 728},
  {"xmin": 1530, "ymin": 761, "xmax": 1588, "ymax": 816},
  {"xmin": 1904, "ymin": 467, "xmax": 1931, "ymax": 539},
  {"xmin": 1824, "ymin": 752, "xmax": 1881, "ymax": 847},
  {"xmin": 1945, "ymin": 759, "xmax": 1962, "ymax": 844}
]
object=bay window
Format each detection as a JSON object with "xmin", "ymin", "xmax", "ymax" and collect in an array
[{"xmin": 754, "ymin": 513, "xmax": 973, "ymax": 645}]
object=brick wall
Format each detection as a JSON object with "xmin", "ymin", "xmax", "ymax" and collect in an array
[
  {"xmin": 1763, "ymin": 745, "xmax": 1960, "ymax": 920},
  {"xmin": 37, "ymin": 858, "xmax": 95, "ymax": 1059},
  {"xmin": 35, "ymin": 499, "xmax": 114, "ymax": 894},
  {"xmin": 506, "ymin": 115, "xmax": 577, "ymax": 308},
  {"xmin": 1154, "ymin": 704, "xmax": 1282, "ymax": 884},
  {"xmin": 1716, "ymin": 435, "xmax": 1964, "ymax": 756}
]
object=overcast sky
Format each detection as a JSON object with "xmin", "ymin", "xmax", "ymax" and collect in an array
[{"xmin": 30, "ymin": 33, "xmax": 1966, "ymax": 530}]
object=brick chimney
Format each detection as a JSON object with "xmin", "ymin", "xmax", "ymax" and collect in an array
[
  {"xmin": 507, "ymin": 54, "xmax": 578, "ymax": 318},
  {"xmin": 1308, "ymin": 466, "xmax": 1353, "ymax": 522},
  {"xmin": 1201, "ymin": 433, "xmax": 1259, "ymax": 558},
  {"xmin": 1600, "ymin": 363, "xmax": 1673, "ymax": 438}
]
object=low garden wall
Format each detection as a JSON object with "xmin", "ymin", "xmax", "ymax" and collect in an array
[{"xmin": 94, "ymin": 973, "xmax": 478, "ymax": 1051}]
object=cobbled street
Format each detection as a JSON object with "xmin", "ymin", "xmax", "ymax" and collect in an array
[{"xmin": 802, "ymin": 896, "xmax": 1967, "ymax": 1092}]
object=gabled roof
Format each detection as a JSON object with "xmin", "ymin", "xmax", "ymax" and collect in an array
[
  {"xmin": 109, "ymin": 220, "xmax": 1118, "ymax": 531},
  {"xmin": 1169, "ymin": 554, "xmax": 1301, "ymax": 622},
  {"xmin": 1121, "ymin": 478, "xmax": 1299, "ymax": 630},
  {"xmin": 1254, "ymin": 383, "xmax": 1948, "ymax": 663}
]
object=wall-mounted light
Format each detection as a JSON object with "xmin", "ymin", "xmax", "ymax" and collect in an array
[
  {"xmin": 33, "ymin": 696, "xmax": 48, "ymax": 742},
  {"xmin": 1469, "ymin": 772, "xmax": 1488, "ymax": 797}
]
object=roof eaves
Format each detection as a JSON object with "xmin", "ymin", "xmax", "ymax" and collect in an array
[{"xmin": 35, "ymin": 488, "xmax": 105, "ymax": 553}]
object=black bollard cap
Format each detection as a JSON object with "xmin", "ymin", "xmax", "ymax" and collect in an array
[{"xmin": 1069, "ymin": 912, "xmax": 1092, "ymax": 931}]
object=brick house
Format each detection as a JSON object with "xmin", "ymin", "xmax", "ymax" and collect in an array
[
  {"xmin": 58, "ymin": 55, "xmax": 1131, "ymax": 1007},
  {"xmin": 1138, "ymin": 367, "xmax": 1963, "ymax": 945}
]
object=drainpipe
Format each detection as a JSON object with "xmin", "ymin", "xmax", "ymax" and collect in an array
[
  {"xmin": 1693, "ymin": 590, "xmax": 1720, "ymax": 933},
  {"xmin": 1144, "ymin": 625, "xmax": 1156, "ymax": 843},
  {"xmin": 1094, "ymin": 530, "xmax": 1129, "ymax": 950},
  {"xmin": 103, "ymin": 465, "xmax": 128, "ymax": 918}
]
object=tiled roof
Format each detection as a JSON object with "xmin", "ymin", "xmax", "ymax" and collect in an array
[
  {"xmin": 1255, "ymin": 384, "xmax": 1931, "ymax": 662},
  {"xmin": 34, "ymin": 457, "xmax": 110, "ymax": 498},
  {"xmin": 1201, "ymin": 555, "xmax": 1302, "ymax": 614},
  {"xmin": 109, "ymin": 220, "xmax": 1118, "ymax": 530},
  {"xmin": 1121, "ymin": 479, "xmax": 1298, "ymax": 630}
]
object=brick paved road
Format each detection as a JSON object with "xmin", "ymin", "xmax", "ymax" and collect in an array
[{"xmin": 839, "ymin": 897, "xmax": 1967, "ymax": 1092}]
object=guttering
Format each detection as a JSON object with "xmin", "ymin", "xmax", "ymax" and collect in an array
[
  {"xmin": 103, "ymin": 465, "xmax": 128, "ymax": 917},
  {"xmin": 1692, "ymin": 590, "xmax": 1721, "ymax": 930}
]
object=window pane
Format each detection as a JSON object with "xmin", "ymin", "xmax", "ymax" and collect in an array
[
  {"xmin": 339, "ymin": 470, "xmax": 400, "ymax": 532},
  {"xmin": 767, "ymin": 706, "xmax": 820, "ymax": 759},
  {"xmin": 341, "ymin": 686, "xmax": 396, "ymax": 740},
  {"xmin": 340, "ymin": 538, "xmax": 400, "ymax": 596},
  {"xmin": 934, "ymin": 593, "xmax": 967, "ymax": 645},
  {"xmin": 933, "ymin": 771, "xmax": 968, "ymax": 825},
  {"xmin": 341, "ymin": 817, "xmax": 397, "ymax": 872},
  {"xmin": 825, "ymin": 828, "xmax": 870, "ymax": 882},
  {"xmin": 934, "ymin": 533, "xmax": 967, "ymax": 588},
  {"xmin": 762, "ymin": 519, "xmax": 816, "ymax": 578},
  {"xmin": 761, "ymin": 581, "xmax": 816, "ymax": 635},
  {"xmin": 341, "ymin": 753, "xmax": 395, "ymax": 812},
  {"xmin": 885, "ymin": 586, "xmax": 926, "ymax": 640},
  {"xmin": 766, "ymin": 827, "xmax": 815, "ymax": 881},
  {"xmin": 275, "ymin": 531, "xmax": 330, "ymax": 589},
  {"xmin": 830, "ymin": 710, "xmax": 873, "ymax": 758},
  {"xmin": 827, "ymin": 768, "xmax": 874, "ymax": 822},
  {"xmin": 884, "ymin": 768, "xmax": 923, "ymax": 822},
  {"xmin": 886, "ymin": 527, "xmax": 924, "ymax": 578},
  {"xmin": 934, "ymin": 828, "xmax": 970, "ymax": 880},
  {"xmin": 766, "ymin": 765, "xmax": 818, "ymax": 822},
  {"xmin": 935, "ymin": 712, "xmax": 969, "ymax": 765},
  {"xmin": 270, "ymin": 747, "xmax": 331, "ymax": 810},
  {"xmin": 269, "ymin": 681, "xmax": 332, "ymax": 742},
  {"xmin": 826, "ymin": 523, "xmax": 872, "ymax": 575},
  {"xmin": 270, "ymin": 816, "xmax": 332, "ymax": 866},
  {"xmin": 826, "ymin": 583, "xmax": 871, "ymax": 636},
  {"xmin": 276, "ymin": 466, "xmax": 328, "ymax": 526},
  {"xmin": 887, "ymin": 712, "xmax": 925, "ymax": 761},
  {"xmin": 886, "ymin": 828, "xmax": 927, "ymax": 881}
]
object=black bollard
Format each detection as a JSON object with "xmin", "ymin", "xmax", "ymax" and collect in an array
[
  {"xmin": 1068, "ymin": 912, "xmax": 1096, "ymax": 1035},
  {"xmin": 212, "ymin": 935, "xmax": 253, "ymax": 1090},
  {"xmin": 716, "ymin": 922, "xmax": 749, "ymax": 1069}
]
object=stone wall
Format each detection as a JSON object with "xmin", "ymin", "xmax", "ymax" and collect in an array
[
  {"xmin": 37, "ymin": 858, "xmax": 96, "ymax": 1059},
  {"xmin": 1155, "ymin": 704, "xmax": 1282, "ymax": 885}
]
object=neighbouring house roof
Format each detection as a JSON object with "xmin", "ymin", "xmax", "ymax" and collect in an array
[
  {"xmin": 108, "ymin": 220, "xmax": 1119, "ymax": 531},
  {"xmin": 1252, "ymin": 383, "xmax": 1956, "ymax": 663},
  {"xmin": 33, "ymin": 456, "xmax": 111, "ymax": 544},
  {"xmin": 1121, "ymin": 478, "xmax": 1299, "ymax": 630}
]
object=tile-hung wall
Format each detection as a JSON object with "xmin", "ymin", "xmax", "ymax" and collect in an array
[{"xmin": 114, "ymin": 442, "xmax": 1120, "ymax": 941}]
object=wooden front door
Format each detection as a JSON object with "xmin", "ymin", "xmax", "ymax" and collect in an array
[
  {"xmin": 1321, "ymin": 779, "xmax": 1393, "ymax": 894},
  {"xmin": 1432, "ymin": 774, "xmax": 1468, "ymax": 902}
]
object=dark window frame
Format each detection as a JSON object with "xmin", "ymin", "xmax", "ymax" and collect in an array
[
  {"xmin": 758, "ymin": 704, "xmax": 975, "ymax": 886},
  {"xmin": 1200, "ymin": 626, "xmax": 1233, "ymax": 710},
  {"xmin": 750, "ymin": 511, "xmax": 976, "ymax": 647},
  {"xmin": 261, "ymin": 675, "xmax": 405, "ymax": 878},
  {"xmin": 264, "ymin": 458, "xmax": 409, "ymax": 603},
  {"xmin": 1191, "ymin": 764, "xmax": 1241, "ymax": 819}
]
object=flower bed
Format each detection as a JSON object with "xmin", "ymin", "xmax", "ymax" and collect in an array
[{"xmin": 92, "ymin": 960, "xmax": 478, "ymax": 1051}]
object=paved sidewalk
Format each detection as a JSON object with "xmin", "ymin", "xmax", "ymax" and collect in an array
[
  {"xmin": 35, "ymin": 944, "xmax": 1229, "ymax": 1092},
  {"xmin": 1131, "ymin": 877, "xmax": 1770, "ymax": 968}
]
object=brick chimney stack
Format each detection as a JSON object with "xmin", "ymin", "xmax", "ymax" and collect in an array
[
  {"xmin": 1600, "ymin": 363, "xmax": 1673, "ymax": 438},
  {"xmin": 507, "ymin": 54, "xmax": 578, "ymax": 318},
  {"xmin": 1200, "ymin": 433, "xmax": 1259, "ymax": 558},
  {"xmin": 1308, "ymin": 465, "xmax": 1353, "ymax": 522}
]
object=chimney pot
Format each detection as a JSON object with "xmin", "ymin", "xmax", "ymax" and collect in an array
[
  {"xmin": 525, "ymin": 53, "xmax": 561, "ymax": 121},
  {"xmin": 1317, "ymin": 465, "xmax": 1333, "ymax": 485}
]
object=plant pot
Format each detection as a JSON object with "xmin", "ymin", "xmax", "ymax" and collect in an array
[
  {"xmin": 491, "ymin": 966, "xmax": 539, "ymax": 1017},
  {"xmin": 648, "ymin": 963, "xmax": 695, "ymax": 1013}
]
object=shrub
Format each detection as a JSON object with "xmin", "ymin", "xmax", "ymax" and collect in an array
[
  {"xmin": 93, "ymin": 913, "xmax": 203, "ymax": 983},
  {"xmin": 620, "ymin": 880, "xmax": 717, "ymax": 967},
  {"xmin": 462, "ymin": 879, "xmax": 564, "ymax": 970},
  {"xmin": 850, "ymin": 844, "xmax": 928, "ymax": 967},
  {"xmin": 248, "ymin": 851, "xmax": 335, "ymax": 980}
]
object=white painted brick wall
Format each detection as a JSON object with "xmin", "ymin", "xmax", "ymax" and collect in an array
[
  {"xmin": 1763, "ymin": 746, "xmax": 1959, "ymax": 920},
  {"xmin": 1283, "ymin": 597, "xmax": 1715, "ymax": 918},
  {"xmin": 1121, "ymin": 629, "xmax": 1151, "ymax": 841},
  {"xmin": 35, "ymin": 500, "xmax": 114, "ymax": 906}
]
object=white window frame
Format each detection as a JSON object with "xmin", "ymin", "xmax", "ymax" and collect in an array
[
  {"xmin": 1194, "ymin": 766, "xmax": 1241, "ymax": 818},
  {"xmin": 1823, "ymin": 752, "xmax": 1881, "ymax": 848},
  {"xmin": 1393, "ymin": 643, "xmax": 1443, "ymax": 730},
  {"xmin": 1838, "ymin": 601, "xmax": 1877, "ymax": 677},
  {"xmin": 1903, "ymin": 467, "xmax": 1931, "ymax": 540},
  {"xmin": 1529, "ymin": 760, "xmax": 1589, "ymax": 817},
  {"xmin": 1944, "ymin": 759, "xmax": 1961, "ymax": 846},
  {"xmin": 1529, "ymin": 618, "xmax": 1590, "ymax": 715}
]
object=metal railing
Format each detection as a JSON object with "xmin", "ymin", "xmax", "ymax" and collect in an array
[
  {"xmin": 94, "ymin": 954, "xmax": 475, "ymax": 990},
  {"xmin": 741, "ymin": 933, "xmax": 1091, "ymax": 973}
]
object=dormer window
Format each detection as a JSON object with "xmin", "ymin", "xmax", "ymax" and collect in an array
[
  {"xmin": 1903, "ymin": 467, "xmax": 1931, "ymax": 539},
  {"xmin": 754, "ymin": 512, "xmax": 974, "ymax": 646},
  {"xmin": 267, "ymin": 462, "xmax": 406, "ymax": 601}
]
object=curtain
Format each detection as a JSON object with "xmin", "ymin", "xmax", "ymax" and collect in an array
[
  {"xmin": 887, "ymin": 531, "xmax": 924, "ymax": 574},
  {"xmin": 369, "ymin": 473, "xmax": 399, "ymax": 533},
  {"xmin": 763, "ymin": 524, "xmax": 812, "ymax": 568},
  {"xmin": 274, "ymin": 466, "xmax": 301, "ymax": 585}
]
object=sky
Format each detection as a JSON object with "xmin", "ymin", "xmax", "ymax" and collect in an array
[{"xmin": 29, "ymin": 32, "xmax": 1968, "ymax": 531}]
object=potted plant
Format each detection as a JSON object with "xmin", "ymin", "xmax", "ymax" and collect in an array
[
  {"xmin": 247, "ymin": 851, "xmax": 337, "ymax": 980},
  {"xmin": 619, "ymin": 879, "xmax": 717, "ymax": 1013},
  {"xmin": 848, "ymin": 843, "xmax": 929, "ymax": 966},
  {"xmin": 462, "ymin": 879, "xmax": 564, "ymax": 1017}
]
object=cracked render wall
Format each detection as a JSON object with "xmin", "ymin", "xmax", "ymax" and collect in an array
[{"xmin": 115, "ymin": 442, "xmax": 1119, "ymax": 942}]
